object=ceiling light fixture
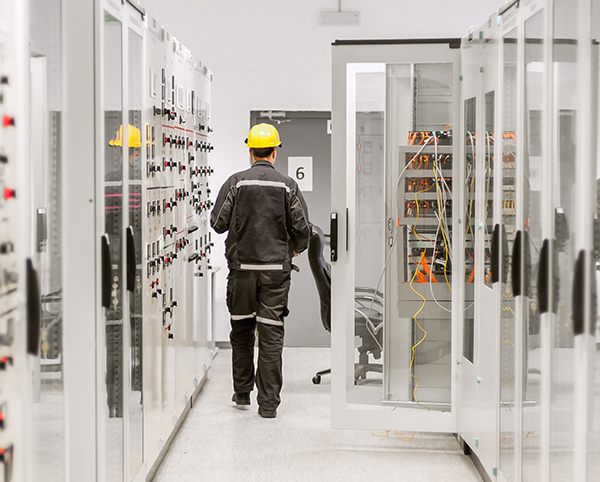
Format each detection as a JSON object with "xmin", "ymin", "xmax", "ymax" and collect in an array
[{"xmin": 320, "ymin": 0, "xmax": 360, "ymax": 27}]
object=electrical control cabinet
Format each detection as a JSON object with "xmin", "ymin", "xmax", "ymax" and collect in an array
[
  {"xmin": 142, "ymin": 16, "xmax": 214, "ymax": 471},
  {"xmin": 96, "ymin": 2, "xmax": 215, "ymax": 480},
  {"xmin": 331, "ymin": 1, "xmax": 600, "ymax": 481},
  {"xmin": 0, "ymin": 2, "xmax": 36, "ymax": 482},
  {"xmin": 331, "ymin": 42, "xmax": 461, "ymax": 432}
]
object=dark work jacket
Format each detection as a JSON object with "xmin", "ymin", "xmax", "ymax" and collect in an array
[{"xmin": 210, "ymin": 160, "xmax": 311, "ymax": 271}]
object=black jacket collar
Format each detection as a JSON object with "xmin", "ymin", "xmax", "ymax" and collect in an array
[{"xmin": 251, "ymin": 160, "xmax": 275, "ymax": 169}]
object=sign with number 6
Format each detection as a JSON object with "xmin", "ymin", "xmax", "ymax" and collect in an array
[{"xmin": 288, "ymin": 156, "xmax": 313, "ymax": 192}]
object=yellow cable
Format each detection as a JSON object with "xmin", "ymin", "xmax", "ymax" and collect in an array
[
  {"xmin": 395, "ymin": 431, "xmax": 416, "ymax": 442},
  {"xmin": 408, "ymin": 177, "xmax": 432, "ymax": 412},
  {"xmin": 371, "ymin": 430, "xmax": 418, "ymax": 442},
  {"xmin": 408, "ymin": 251, "xmax": 430, "ymax": 412},
  {"xmin": 433, "ymin": 168, "xmax": 452, "ymax": 290}
]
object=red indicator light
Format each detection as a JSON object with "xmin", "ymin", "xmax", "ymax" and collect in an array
[
  {"xmin": 3, "ymin": 188, "xmax": 15, "ymax": 200},
  {"xmin": 2, "ymin": 115, "xmax": 14, "ymax": 127}
]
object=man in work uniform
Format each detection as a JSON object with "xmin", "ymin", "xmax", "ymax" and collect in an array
[{"xmin": 210, "ymin": 123, "xmax": 311, "ymax": 418}]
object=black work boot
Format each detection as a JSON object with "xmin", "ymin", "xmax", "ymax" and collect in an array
[
  {"xmin": 258, "ymin": 406, "xmax": 277, "ymax": 418},
  {"xmin": 232, "ymin": 392, "xmax": 251, "ymax": 406}
]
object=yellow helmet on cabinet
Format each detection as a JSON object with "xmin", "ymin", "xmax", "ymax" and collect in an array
[{"xmin": 109, "ymin": 124, "xmax": 142, "ymax": 148}]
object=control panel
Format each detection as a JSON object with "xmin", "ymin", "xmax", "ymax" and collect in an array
[
  {"xmin": 0, "ymin": 3, "xmax": 27, "ymax": 482},
  {"xmin": 143, "ymin": 16, "xmax": 214, "ymax": 465},
  {"xmin": 144, "ymin": 21, "xmax": 214, "ymax": 340}
]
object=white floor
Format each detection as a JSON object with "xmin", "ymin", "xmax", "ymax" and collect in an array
[{"xmin": 154, "ymin": 348, "xmax": 483, "ymax": 482}]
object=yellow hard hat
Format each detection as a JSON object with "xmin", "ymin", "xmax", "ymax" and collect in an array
[
  {"xmin": 245, "ymin": 123, "xmax": 282, "ymax": 148},
  {"xmin": 109, "ymin": 124, "xmax": 142, "ymax": 148}
]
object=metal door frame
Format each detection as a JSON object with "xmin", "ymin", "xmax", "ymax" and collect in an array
[{"xmin": 331, "ymin": 41, "xmax": 461, "ymax": 432}]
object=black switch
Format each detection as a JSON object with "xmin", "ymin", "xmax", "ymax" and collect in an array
[{"xmin": 0, "ymin": 356, "xmax": 13, "ymax": 370}]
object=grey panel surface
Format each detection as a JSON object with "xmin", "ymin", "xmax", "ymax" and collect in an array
[{"xmin": 251, "ymin": 111, "xmax": 331, "ymax": 347}]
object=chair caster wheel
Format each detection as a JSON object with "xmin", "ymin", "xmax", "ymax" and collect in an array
[{"xmin": 312, "ymin": 376, "xmax": 321, "ymax": 385}]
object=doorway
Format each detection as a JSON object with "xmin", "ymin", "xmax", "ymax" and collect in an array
[{"xmin": 250, "ymin": 111, "xmax": 331, "ymax": 347}]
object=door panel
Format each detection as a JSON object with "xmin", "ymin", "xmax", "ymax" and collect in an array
[
  {"xmin": 331, "ymin": 41, "xmax": 460, "ymax": 432},
  {"xmin": 29, "ymin": 0, "xmax": 66, "ymax": 478},
  {"xmin": 250, "ymin": 111, "xmax": 332, "ymax": 347},
  {"xmin": 499, "ymin": 25, "xmax": 519, "ymax": 482},
  {"xmin": 126, "ymin": 24, "xmax": 144, "ymax": 482},
  {"xmin": 522, "ymin": 10, "xmax": 545, "ymax": 481},
  {"xmin": 102, "ymin": 9, "xmax": 125, "ymax": 482},
  {"xmin": 549, "ymin": 1, "xmax": 578, "ymax": 478}
]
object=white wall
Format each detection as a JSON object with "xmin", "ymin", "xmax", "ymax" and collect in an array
[{"xmin": 141, "ymin": 0, "xmax": 504, "ymax": 341}]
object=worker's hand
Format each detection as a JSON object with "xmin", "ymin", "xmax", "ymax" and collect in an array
[{"xmin": 293, "ymin": 252, "xmax": 299, "ymax": 257}]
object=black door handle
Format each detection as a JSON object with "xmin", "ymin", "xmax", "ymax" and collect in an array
[
  {"xmin": 101, "ymin": 234, "xmax": 112, "ymax": 309},
  {"xmin": 501, "ymin": 224, "xmax": 509, "ymax": 284},
  {"xmin": 491, "ymin": 224, "xmax": 500, "ymax": 283},
  {"xmin": 511, "ymin": 230, "xmax": 522, "ymax": 296},
  {"xmin": 26, "ymin": 258, "xmax": 41, "ymax": 356},
  {"xmin": 522, "ymin": 230, "xmax": 531, "ymax": 297},
  {"xmin": 491, "ymin": 223, "xmax": 509, "ymax": 284},
  {"xmin": 126, "ymin": 227, "xmax": 136, "ymax": 292},
  {"xmin": 511, "ymin": 229, "xmax": 532, "ymax": 297},
  {"xmin": 572, "ymin": 249, "xmax": 597, "ymax": 335},
  {"xmin": 573, "ymin": 250, "xmax": 586, "ymax": 335},
  {"xmin": 538, "ymin": 238, "xmax": 559, "ymax": 314},
  {"xmin": 330, "ymin": 212, "xmax": 338, "ymax": 262}
]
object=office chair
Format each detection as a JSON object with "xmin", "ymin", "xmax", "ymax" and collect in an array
[{"xmin": 308, "ymin": 225, "xmax": 383, "ymax": 385}]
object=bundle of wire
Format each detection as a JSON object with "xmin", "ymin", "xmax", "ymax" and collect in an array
[
  {"xmin": 464, "ymin": 132, "xmax": 476, "ymax": 283},
  {"xmin": 360, "ymin": 135, "xmax": 441, "ymax": 416},
  {"xmin": 359, "ymin": 136, "xmax": 435, "ymax": 353}
]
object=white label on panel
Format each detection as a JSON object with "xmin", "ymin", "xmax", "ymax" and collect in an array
[
  {"xmin": 166, "ymin": 78, "xmax": 172, "ymax": 105},
  {"xmin": 187, "ymin": 90, "xmax": 192, "ymax": 112},
  {"xmin": 177, "ymin": 85, "xmax": 185, "ymax": 109},
  {"xmin": 149, "ymin": 68, "xmax": 157, "ymax": 98},
  {"xmin": 288, "ymin": 157, "xmax": 313, "ymax": 192}
]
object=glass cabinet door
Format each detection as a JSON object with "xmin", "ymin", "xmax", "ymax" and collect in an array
[
  {"xmin": 588, "ymin": 0, "xmax": 600, "ymax": 477},
  {"xmin": 29, "ymin": 0, "xmax": 66, "ymax": 480},
  {"xmin": 102, "ymin": 10, "xmax": 124, "ymax": 482},
  {"xmin": 548, "ymin": 0, "xmax": 579, "ymax": 478},
  {"xmin": 522, "ymin": 9, "xmax": 545, "ymax": 481},
  {"xmin": 499, "ymin": 24, "xmax": 518, "ymax": 482},
  {"xmin": 126, "ymin": 21, "xmax": 144, "ymax": 482},
  {"xmin": 331, "ymin": 41, "xmax": 460, "ymax": 432}
]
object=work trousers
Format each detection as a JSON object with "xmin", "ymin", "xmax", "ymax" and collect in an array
[{"xmin": 227, "ymin": 269, "xmax": 290, "ymax": 411}]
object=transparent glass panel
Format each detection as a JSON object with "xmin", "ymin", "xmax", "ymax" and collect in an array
[
  {"xmin": 550, "ymin": 0, "xmax": 578, "ymax": 476},
  {"xmin": 383, "ymin": 63, "xmax": 454, "ymax": 409},
  {"xmin": 127, "ymin": 28, "xmax": 143, "ymax": 481},
  {"xmin": 499, "ymin": 26, "xmax": 518, "ymax": 482},
  {"xmin": 103, "ymin": 12, "xmax": 124, "ymax": 482},
  {"xmin": 483, "ymin": 91, "xmax": 495, "ymax": 288},
  {"xmin": 464, "ymin": 97, "xmax": 476, "ymax": 364},
  {"xmin": 354, "ymin": 69, "xmax": 385, "ymax": 389},
  {"xmin": 590, "ymin": 0, "xmax": 600, "ymax": 477},
  {"xmin": 522, "ymin": 10, "xmax": 544, "ymax": 480},
  {"xmin": 29, "ymin": 0, "xmax": 65, "ymax": 480}
]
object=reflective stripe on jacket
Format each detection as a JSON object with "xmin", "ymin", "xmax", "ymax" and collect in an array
[{"xmin": 210, "ymin": 160, "xmax": 311, "ymax": 270}]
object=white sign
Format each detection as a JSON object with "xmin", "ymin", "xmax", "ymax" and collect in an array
[{"xmin": 288, "ymin": 156, "xmax": 313, "ymax": 192}]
